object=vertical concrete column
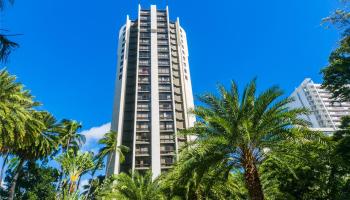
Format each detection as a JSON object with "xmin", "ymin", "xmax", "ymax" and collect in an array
[{"xmin": 150, "ymin": 5, "xmax": 161, "ymax": 178}]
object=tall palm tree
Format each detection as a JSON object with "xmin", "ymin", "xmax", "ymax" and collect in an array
[
  {"xmin": 8, "ymin": 111, "xmax": 60, "ymax": 200},
  {"xmin": 179, "ymin": 79, "xmax": 315, "ymax": 200},
  {"xmin": 84, "ymin": 131, "xmax": 128, "ymax": 199},
  {"xmin": 96, "ymin": 130, "xmax": 128, "ymax": 174},
  {"xmin": 58, "ymin": 119, "xmax": 85, "ymax": 152},
  {"xmin": 0, "ymin": 69, "xmax": 40, "ymax": 152},
  {"xmin": 97, "ymin": 171, "xmax": 165, "ymax": 200}
]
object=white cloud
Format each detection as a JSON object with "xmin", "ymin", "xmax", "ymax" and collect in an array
[{"xmin": 80, "ymin": 122, "xmax": 111, "ymax": 151}]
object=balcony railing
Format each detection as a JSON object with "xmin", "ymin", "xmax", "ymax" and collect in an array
[
  {"xmin": 135, "ymin": 164, "xmax": 151, "ymax": 168},
  {"xmin": 160, "ymin": 150, "xmax": 175, "ymax": 155}
]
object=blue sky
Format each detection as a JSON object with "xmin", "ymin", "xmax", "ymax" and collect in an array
[
  {"xmin": 1, "ymin": 0, "xmax": 341, "ymax": 131},
  {"xmin": 0, "ymin": 0, "xmax": 342, "ymax": 157}
]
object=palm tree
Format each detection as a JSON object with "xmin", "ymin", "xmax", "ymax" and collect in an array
[
  {"xmin": 97, "ymin": 171, "xmax": 165, "ymax": 200},
  {"xmin": 0, "ymin": 34, "xmax": 18, "ymax": 63},
  {"xmin": 8, "ymin": 111, "xmax": 60, "ymax": 200},
  {"xmin": 179, "ymin": 79, "xmax": 316, "ymax": 200},
  {"xmin": 84, "ymin": 131, "xmax": 128, "ymax": 198},
  {"xmin": 81, "ymin": 175, "xmax": 105, "ymax": 200},
  {"xmin": 56, "ymin": 149, "xmax": 95, "ymax": 197},
  {"xmin": 96, "ymin": 130, "xmax": 128, "ymax": 174},
  {"xmin": 58, "ymin": 119, "xmax": 85, "ymax": 152},
  {"xmin": 0, "ymin": 69, "xmax": 40, "ymax": 152},
  {"xmin": 161, "ymin": 164, "xmax": 246, "ymax": 200}
]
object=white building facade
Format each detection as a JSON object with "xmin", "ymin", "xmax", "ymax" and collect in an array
[
  {"xmin": 289, "ymin": 78, "xmax": 350, "ymax": 133},
  {"xmin": 107, "ymin": 5, "xmax": 195, "ymax": 178}
]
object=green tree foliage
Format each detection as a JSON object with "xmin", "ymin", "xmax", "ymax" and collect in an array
[
  {"xmin": 97, "ymin": 171, "xmax": 165, "ymax": 200},
  {"xmin": 81, "ymin": 175, "xmax": 105, "ymax": 200},
  {"xmin": 321, "ymin": 0, "xmax": 350, "ymax": 101},
  {"xmin": 176, "ymin": 79, "xmax": 318, "ymax": 200},
  {"xmin": 96, "ymin": 131, "xmax": 128, "ymax": 173},
  {"xmin": 56, "ymin": 149, "xmax": 95, "ymax": 197},
  {"xmin": 321, "ymin": 36, "xmax": 350, "ymax": 102},
  {"xmin": 1, "ymin": 161, "xmax": 59, "ymax": 200},
  {"xmin": 7, "ymin": 111, "xmax": 61, "ymax": 200},
  {"xmin": 0, "ymin": 69, "xmax": 41, "ymax": 151}
]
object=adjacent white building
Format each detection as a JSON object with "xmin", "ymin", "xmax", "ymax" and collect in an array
[
  {"xmin": 107, "ymin": 5, "xmax": 195, "ymax": 178},
  {"xmin": 289, "ymin": 78, "xmax": 350, "ymax": 133}
]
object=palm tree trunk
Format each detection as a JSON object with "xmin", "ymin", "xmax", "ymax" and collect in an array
[
  {"xmin": 242, "ymin": 149, "xmax": 264, "ymax": 200},
  {"xmin": 0, "ymin": 153, "xmax": 9, "ymax": 186},
  {"xmin": 8, "ymin": 158, "xmax": 25, "ymax": 200}
]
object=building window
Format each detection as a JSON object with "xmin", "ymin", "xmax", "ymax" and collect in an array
[
  {"xmin": 160, "ymin": 112, "xmax": 173, "ymax": 120},
  {"xmin": 159, "ymin": 76, "xmax": 170, "ymax": 83},
  {"xmin": 139, "ymin": 76, "xmax": 150, "ymax": 83},
  {"xmin": 160, "ymin": 122, "xmax": 174, "ymax": 130},
  {"xmin": 160, "ymin": 103, "xmax": 172, "ymax": 110},
  {"xmin": 119, "ymin": 75, "xmax": 122, "ymax": 80},
  {"xmin": 137, "ymin": 103, "xmax": 150, "ymax": 111},
  {"xmin": 136, "ymin": 122, "xmax": 150, "ymax": 131},
  {"xmin": 159, "ymin": 93, "xmax": 171, "ymax": 101},
  {"xmin": 138, "ymin": 93, "xmax": 150, "ymax": 101},
  {"xmin": 159, "ymin": 67, "xmax": 170, "ymax": 74},
  {"xmin": 159, "ymin": 84, "xmax": 171, "ymax": 91}
]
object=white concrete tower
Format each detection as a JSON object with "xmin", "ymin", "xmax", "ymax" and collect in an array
[
  {"xmin": 289, "ymin": 78, "xmax": 350, "ymax": 134},
  {"xmin": 107, "ymin": 5, "xmax": 195, "ymax": 178}
]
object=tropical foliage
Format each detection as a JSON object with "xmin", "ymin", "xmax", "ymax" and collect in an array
[{"xmin": 0, "ymin": 0, "xmax": 350, "ymax": 200}]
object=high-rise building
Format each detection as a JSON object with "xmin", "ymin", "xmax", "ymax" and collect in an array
[
  {"xmin": 107, "ymin": 5, "xmax": 195, "ymax": 178},
  {"xmin": 289, "ymin": 78, "xmax": 350, "ymax": 133}
]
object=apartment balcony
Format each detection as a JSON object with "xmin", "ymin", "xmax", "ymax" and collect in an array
[
  {"xmin": 158, "ymin": 61, "xmax": 170, "ymax": 66},
  {"xmin": 137, "ymin": 107, "xmax": 150, "ymax": 112},
  {"xmin": 160, "ymin": 150, "xmax": 176, "ymax": 155},
  {"xmin": 135, "ymin": 151, "xmax": 150, "ymax": 156},
  {"xmin": 136, "ymin": 127, "xmax": 150, "ymax": 132},
  {"xmin": 137, "ymin": 117, "xmax": 150, "ymax": 122},
  {"xmin": 136, "ymin": 138, "xmax": 150, "ymax": 144},
  {"xmin": 158, "ymin": 48, "xmax": 169, "ymax": 53},
  {"xmin": 138, "ymin": 80, "xmax": 150, "ymax": 84},
  {"xmin": 139, "ymin": 40, "xmax": 150, "ymax": 45},
  {"xmin": 160, "ymin": 139, "xmax": 175, "ymax": 144},
  {"xmin": 160, "ymin": 108, "xmax": 172, "ymax": 112},
  {"xmin": 135, "ymin": 163, "xmax": 151, "ymax": 169},
  {"xmin": 157, "ymin": 34, "xmax": 168, "ymax": 39},
  {"xmin": 160, "ymin": 128, "xmax": 174, "ymax": 132},
  {"xmin": 139, "ymin": 60, "xmax": 151, "ymax": 66},
  {"xmin": 160, "ymin": 116, "xmax": 173, "ymax": 121},
  {"xmin": 138, "ymin": 71, "xmax": 150, "ymax": 76},
  {"xmin": 158, "ymin": 55, "xmax": 170, "ymax": 60},
  {"xmin": 157, "ymin": 17, "xmax": 167, "ymax": 22},
  {"xmin": 158, "ymin": 40, "xmax": 169, "ymax": 45}
]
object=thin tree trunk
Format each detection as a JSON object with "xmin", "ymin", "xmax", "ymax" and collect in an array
[
  {"xmin": 8, "ymin": 158, "xmax": 25, "ymax": 200},
  {"xmin": 242, "ymin": 149, "xmax": 264, "ymax": 200},
  {"xmin": 85, "ymin": 168, "xmax": 97, "ymax": 200},
  {"xmin": 106, "ymin": 153, "xmax": 114, "ymax": 175},
  {"xmin": 0, "ymin": 153, "xmax": 9, "ymax": 186}
]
